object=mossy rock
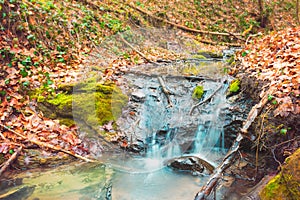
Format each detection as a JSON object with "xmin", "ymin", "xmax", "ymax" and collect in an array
[
  {"xmin": 229, "ymin": 79, "xmax": 240, "ymax": 93},
  {"xmin": 196, "ymin": 50, "xmax": 222, "ymax": 59},
  {"xmin": 30, "ymin": 78, "xmax": 128, "ymax": 130},
  {"xmin": 192, "ymin": 85, "xmax": 204, "ymax": 99},
  {"xmin": 260, "ymin": 148, "xmax": 300, "ymax": 200}
]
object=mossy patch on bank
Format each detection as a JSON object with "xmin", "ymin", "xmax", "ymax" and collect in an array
[
  {"xmin": 260, "ymin": 148, "xmax": 300, "ymax": 200},
  {"xmin": 30, "ymin": 78, "xmax": 128, "ymax": 129}
]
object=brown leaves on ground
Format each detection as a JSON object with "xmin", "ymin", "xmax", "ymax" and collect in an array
[{"xmin": 237, "ymin": 27, "xmax": 300, "ymax": 117}]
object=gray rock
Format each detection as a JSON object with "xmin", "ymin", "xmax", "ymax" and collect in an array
[
  {"xmin": 131, "ymin": 90, "xmax": 146, "ymax": 102},
  {"xmin": 165, "ymin": 155, "xmax": 215, "ymax": 175}
]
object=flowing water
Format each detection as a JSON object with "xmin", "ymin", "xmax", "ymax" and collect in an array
[
  {"xmin": 0, "ymin": 59, "xmax": 240, "ymax": 200},
  {"xmin": 0, "ymin": 60, "xmax": 236, "ymax": 200}
]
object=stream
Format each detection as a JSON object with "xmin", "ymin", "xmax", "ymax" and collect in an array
[
  {"xmin": 0, "ymin": 59, "xmax": 251, "ymax": 200},
  {"xmin": 0, "ymin": 28, "xmax": 252, "ymax": 200}
]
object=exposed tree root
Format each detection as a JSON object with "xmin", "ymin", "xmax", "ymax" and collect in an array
[{"xmin": 194, "ymin": 86, "xmax": 275, "ymax": 200}]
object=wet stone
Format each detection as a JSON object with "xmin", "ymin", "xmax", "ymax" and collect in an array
[
  {"xmin": 129, "ymin": 139, "xmax": 145, "ymax": 153},
  {"xmin": 166, "ymin": 156, "xmax": 205, "ymax": 175},
  {"xmin": 131, "ymin": 90, "xmax": 146, "ymax": 102}
]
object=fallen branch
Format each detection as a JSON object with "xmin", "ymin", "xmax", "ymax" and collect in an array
[
  {"xmin": 0, "ymin": 146, "xmax": 22, "ymax": 176},
  {"xmin": 194, "ymin": 86, "xmax": 275, "ymax": 200},
  {"xmin": 158, "ymin": 76, "xmax": 174, "ymax": 108},
  {"xmin": 0, "ymin": 124, "xmax": 96, "ymax": 163},
  {"xmin": 128, "ymin": 3, "xmax": 242, "ymax": 38},
  {"xmin": 194, "ymin": 38, "xmax": 242, "ymax": 47},
  {"xmin": 117, "ymin": 32, "xmax": 157, "ymax": 64},
  {"xmin": 189, "ymin": 84, "xmax": 223, "ymax": 115}
]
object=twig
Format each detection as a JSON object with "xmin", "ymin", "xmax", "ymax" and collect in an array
[
  {"xmin": 194, "ymin": 86, "xmax": 275, "ymax": 200},
  {"xmin": 0, "ymin": 131, "xmax": 6, "ymax": 140},
  {"xmin": 0, "ymin": 124, "xmax": 26, "ymax": 139},
  {"xmin": 271, "ymin": 136, "xmax": 300, "ymax": 148},
  {"xmin": 0, "ymin": 146, "xmax": 22, "ymax": 176},
  {"xmin": 127, "ymin": 3, "xmax": 242, "ymax": 38},
  {"xmin": 0, "ymin": 124, "xmax": 96, "ymax": 163},
  {"xmin": 255, "ymin": 106, "xmax": 272, "ymax": 176},
  {"xmin": 189, "ymin": 84, "xmax": 222, "ymax": 115},
  {"xmin": 158, "ymin": 76, "xmax": 174, "ymax": 108},
  {"xmin": 117, "ymin": 32, "xmax": 157, "ymax": 64}
]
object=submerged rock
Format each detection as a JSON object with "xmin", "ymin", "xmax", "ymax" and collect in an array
[{"xmin": 165, "ymin": 156, "xmax": 215, "ymax": 175}]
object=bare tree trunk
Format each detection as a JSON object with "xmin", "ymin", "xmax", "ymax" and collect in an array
[
  {"xmin": 258, "ymin": 0, "xmax": 267, "ymax": 27},
  {"xmin": 297, "ymin": 0, "xmax": 300, "ymax": 24}
]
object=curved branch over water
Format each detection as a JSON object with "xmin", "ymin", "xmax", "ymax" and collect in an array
[{"xmin": 194, "ymin": 86, "xmax": 275, "ymax": 200}]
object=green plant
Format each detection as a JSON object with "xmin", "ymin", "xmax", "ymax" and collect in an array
[
  {"xmin": 192, "ymin": 85, "xmax": 204, "ymax": 99},
  {"xmin": 229, "ymin": 79, "xmax": 240, "ymax": 93}
]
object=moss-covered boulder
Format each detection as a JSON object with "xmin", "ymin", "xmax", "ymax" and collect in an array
[
  {"xmin": 30, "ymin": 77, "xmax": 128, "ymax": 131},
  {"xmin": 260, "ymin": 148, "xmax": 300, "ymax": 200}
]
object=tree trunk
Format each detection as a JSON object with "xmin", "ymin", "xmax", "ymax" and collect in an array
[
  {"xmin": 258, "ymin": 0, "xmax": 267, "ymax": 27},
  {"xmin": 297, "ymin": 0, "xmax": 300, "ymax": 24}
]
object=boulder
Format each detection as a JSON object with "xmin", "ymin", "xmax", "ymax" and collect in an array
[{"xmin": 165, "ymin": 155, "xmax": 215, "ymax": 175}]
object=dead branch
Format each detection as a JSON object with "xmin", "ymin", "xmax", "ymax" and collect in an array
[
  {"xmin": 194, "ymin": 38, "xmax": 242, "ymax": 47},
  {"xmin": 117, "ymin": 32, "xmax": 157, "ymax": 64},
  {"xmin": 194, "ymin": 87, "xmax": 275, "ymax": 200},
  {"xmin": 0, "ymin": 146, "xmax": 22, "ymax": 176},
  {"xmin": 297, "ymin": 0, "xmax": 300, "ymax": 24},
  {"xmin": 0, "ymin": 124, "xmax": 96, "ymax": 163},
  {"xmin": 158, "ymin": 76, "xmax": 174, "ymax": 108},
  {"xmin": 0, "ymin": 131, "xmax": 6, "ymax": 140},
  {"xmin": 127, "ymin": 3, "xmax": 242, "ymax": 38},
  {"xmin": 189, "ymin": 84, "xmax": 222, "ymax": 115}
]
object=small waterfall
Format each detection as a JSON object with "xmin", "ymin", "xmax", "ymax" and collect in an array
[{"xmin": 192, "ymin": 82, "xmax": 229, "ymax": 156}]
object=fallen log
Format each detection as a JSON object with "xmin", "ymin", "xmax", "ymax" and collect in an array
[
  {"xmin": 0, "ymin": 146, "xmax": 22, "ymax": 176},
  {"xmin": 127, "ymin": 3, "xmax": 243, "ymax": 39},
  {"xmin": 194, "ymin": 86, "xmax": 275, "ymax": 200}
]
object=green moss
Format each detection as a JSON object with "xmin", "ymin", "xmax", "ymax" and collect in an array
[
  {"xmin": 181, "ymin": 64, "xmax": 201, "ymax": 75},
  {"xmin": 260, "ymin": 174, "xmax": 281, "ymax": 199},
  {"xmin": 192, "ymin": 85, "xmax": 204, "ymax": 99},
  {"xmin": 229, "ymin": 79, "xmax": 240, "ymax": 93},
  {"xmin": 30, "ymin": 78, "xmax": 127, "ymax": 128},
  {"xmin": 260, "ymin": 148, "xmax": 300, "ymax": 200},
  {"xmin": 28, "ymin": 87, "xmax": 48, "ymax": 103},
  {"xmin": 191, "ymin": 54, "xmax": 206, "ymax": 59},
  {"xmin": 57, "ymin": 118, "xmax": 75, "ymax": 126}
]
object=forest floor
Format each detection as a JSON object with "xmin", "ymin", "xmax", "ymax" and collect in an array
[{"xmin": 0, "ymin": 0, "xmax": 299, "ymax": 198}]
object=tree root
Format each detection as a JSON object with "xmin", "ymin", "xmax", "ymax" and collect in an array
[{"xmin": 194, "ymin": 86, "xmax": 275, "ymax": 200}]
